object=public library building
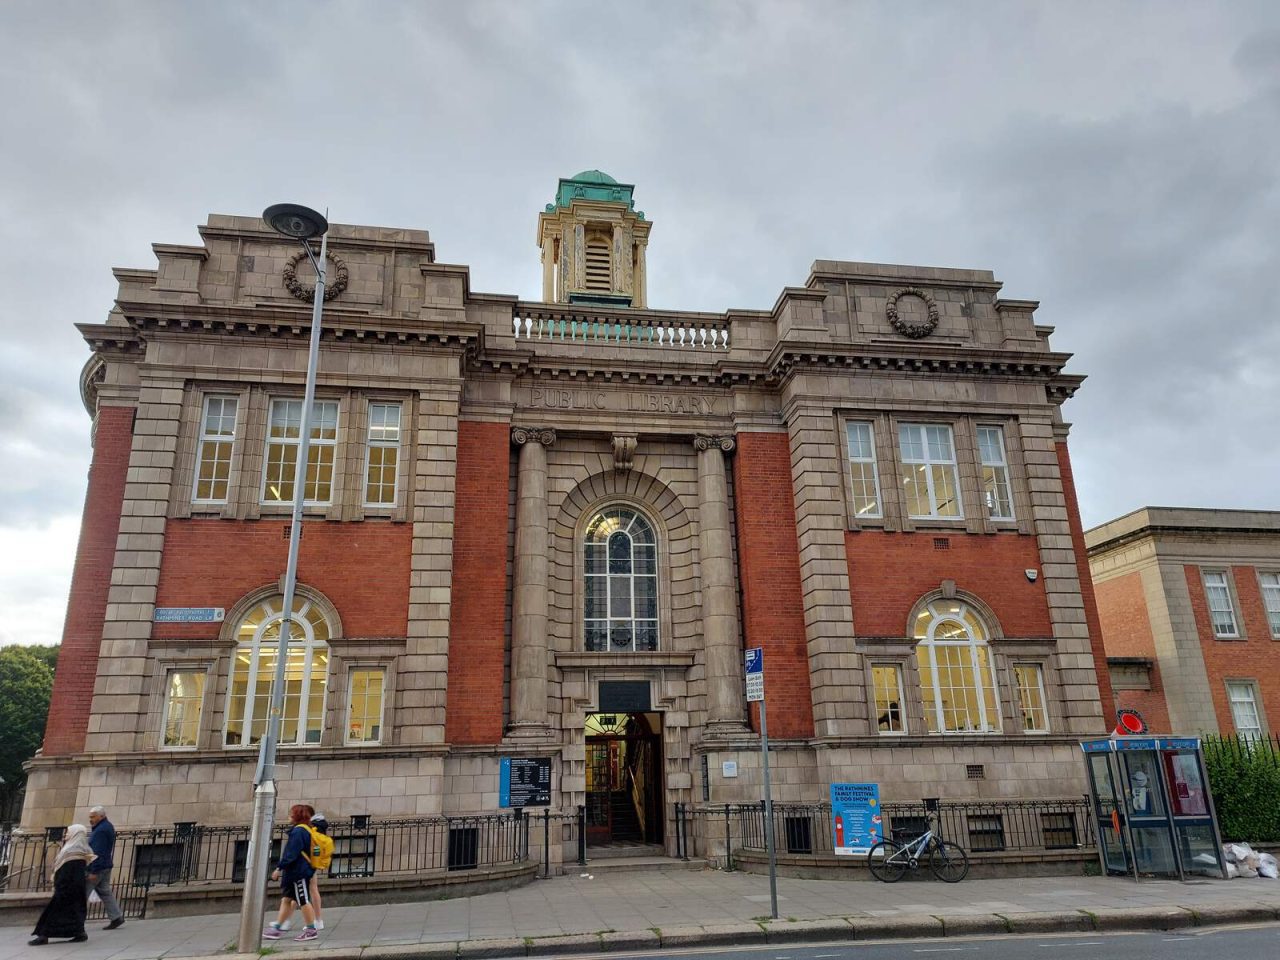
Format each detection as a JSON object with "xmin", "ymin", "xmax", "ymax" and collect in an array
[{"xmin": 25, "ymin": 171, "xmax": 1110, "ymax": 857}]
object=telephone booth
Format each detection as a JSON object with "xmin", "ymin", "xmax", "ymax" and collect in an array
[{"xmin": 1081, "ymin": 736, "xmax": 1226, "ymax": 881}]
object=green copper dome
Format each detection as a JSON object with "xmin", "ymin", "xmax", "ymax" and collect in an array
[{"xmin": 548, "ymin": 170, "xmax": 644, "ymax": 219}]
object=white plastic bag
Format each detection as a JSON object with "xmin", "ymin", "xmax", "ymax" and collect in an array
[
  {"xmin": 88, "ymin": 890, "xmax": 101, "ymax": 905},
  {"xmin": 1258, "ymin": 853, "xmax": 1279, "ymax": 879},
  {"xmin": 1226, "ymin": 861, "xmax": 1239, "ymax": 879},
  {"xmin": 1227, "ymin": 842, "xmax": 1254, "ymax": 862}
]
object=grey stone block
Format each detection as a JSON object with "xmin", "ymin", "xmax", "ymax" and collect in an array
[
  {"xmin": 658, "ymin": 922, "xmax": 767, "ymax": 948},
  {"xmin": 763, "ymin": 918, "xmax": 855, "ymax": 943},
  {"xmin": 525, "ymin": 933, "xmax": 602, "ymax": 956},
  {"xmin": 457, "ymin": 937, "xmax": 528, "ymax": 958},
  {"xmin": 996, "ymin": 910, "xmax": 1093, "ymax": 934},
  {"xmin": 849, "ymin": 914, "xmax": 946, "ymax": 940},
  {"xmin": 934, "ymin": 913, "xmax": 1008, "ymax": 937}
]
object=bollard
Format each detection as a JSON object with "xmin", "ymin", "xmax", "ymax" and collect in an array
[
  {"xmin": 542, "ymin": 809, "xmax": 550, "ymax": 879},
  {"xmin": 724, "ymin": 803, "xmax": 733, "ymax": 871},
  {"xmin": 577, "ymin": 805, "xmax": 587, "ymax": 866}
]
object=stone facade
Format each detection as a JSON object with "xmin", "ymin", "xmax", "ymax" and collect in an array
[
  {"xmin": 26, "ymin": 179, "xmax": 1108, "ymax": 850},
  {"xmin": 1087, "ymin": 507, "xmax": 1280, "ymax": 735}
]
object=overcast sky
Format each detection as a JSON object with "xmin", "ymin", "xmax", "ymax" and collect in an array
[{"xmin": 1, "ymin": 1, "xmax": 1277, "ymax": 648}]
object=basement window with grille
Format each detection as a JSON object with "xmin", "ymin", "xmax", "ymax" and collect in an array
[
  {"xmin": 966, "ymin": 764, "xmax": 985, "ymax": 780},
  {"xmin": 1040, "ymin": 812, "xmax": 1079, "ymax": 849},
  {"xmin": 933, "ymin": 537, "xmax": 951, "ymax": 550},
  {"xmin": 967, "ymin": 813, "xmax": 1006, "ymax": 852}
]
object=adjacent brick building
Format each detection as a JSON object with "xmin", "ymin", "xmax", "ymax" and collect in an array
[
  {"xmin": 25, "ymin": 170, "xmax": 1108, "ymax": 848},
  {"xmin": 1088, "ymin": 507, "xmax": 1280, "ymax": 737}
]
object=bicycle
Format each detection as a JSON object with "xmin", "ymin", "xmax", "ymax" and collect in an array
[{"xmin": 867, "ymin": 812, "xmax": 970, "ymax": 883}]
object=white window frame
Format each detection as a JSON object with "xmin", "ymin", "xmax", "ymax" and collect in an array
[
  {"xmin": 976, "ymin": 424, "xmax": 1015, "ymax": 521},
  {"xmin": 223, "ymin": 597, "xmax": 331, "ymax": 749},
  {"xmin": 363, "ymin": 402, "xmax": 402, "ymax": 507},
  {"xmin": 345, "ymin": 667, "xmax": 387, "ymax": 746},
  {"xmin": 1259, "ymin": 572, "xmax": 1280, "ymax": 639},
  {"xmin": 192, "ymin": 395, "xmax": 239, "ymax": 504},
  {"xmin": 160, "ymin": 668, "xmax": 207, "ymax": 750},
  {"xmin": 1226, "ymin": 680, "xmax": 1264, "ymax": 740},
  {"xmin": 914, "ymin": 599, "xmax": 1000, "ymax": 734},
  {"xmin": 898, "ymin": 423, "xmax": 964, "ymax": 519},
  {"xmin": 845, "ymin": 421, "xmax": 883, "ymax": 519},
  {"xmin": 1013, "ymin": 662, "xmax": 1050, "ymax": 733},
  {"xmin": 260, "ymin": 398, "xmax": 340, "ymax": 505},
  {"xmin": 1202, "ymin": 570, "xmax": 1239, "ymax": 638},
  {"xmin": 871, "ymin": 663, "xmax": 906, "ymax": 735},
  {"xmin": 583, "ymin": 507, "xmax": 660, "ymax": 653}
]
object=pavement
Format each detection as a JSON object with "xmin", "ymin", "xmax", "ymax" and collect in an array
[{"xmin": 3, "ymin": 869, "xmax": 1280, "ymax": 960}]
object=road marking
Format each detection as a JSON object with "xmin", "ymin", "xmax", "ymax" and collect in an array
[
  {"xmin": 1037, "ymin": 943, "xmax": 1104, "ymax": 948},
  {"xmin": 1163, "ymin": 937, "xmax": 1194, "ymax": 941},
  {"xmin": 913, "ymin": 949, "xmax": 973, "ymax": 953}
]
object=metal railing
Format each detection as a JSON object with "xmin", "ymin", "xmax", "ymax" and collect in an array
[
  {"xmin": 512, "ymin": 306, "xmax": 730, "ymax": 350},
  {"xmin": 0, "ymin": 812, "xmax": 530, "ymax": 919},
  {"xmin": 696, "ymin": 798, "xmax": 1094, "ymax": 861}
]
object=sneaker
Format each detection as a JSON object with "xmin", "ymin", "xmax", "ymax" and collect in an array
[
  {"xmin": 105, "ymin": 918, "xmax": 125, "ymax": 931},
  {"xmin": 293, "ymin": 927, "xmax": 319, "ymax": 942},
  {"xmin": 279, "ymin": 921, "xmax": 293, "ymax": 932},
  {"xmin": 262, "ymin": 925, "xmax": 283, "ymax": 940}
]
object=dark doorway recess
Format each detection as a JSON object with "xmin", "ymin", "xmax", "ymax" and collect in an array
[{"xmin": 585, "ymin": 712, "xmax": 663, "ymax": 847}]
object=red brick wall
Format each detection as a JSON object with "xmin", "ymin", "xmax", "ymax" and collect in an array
[
  {"xmin": 1056, "ymin": 442, "xmax": 1114, "ymax": 721},
  {"xmin": 732, "ymin": 432, "xmax": 814, "ymax": 739},
  {"xmin": 155, "ymin": 519, "xmax": 411, "ymax": 638},
  {"xmin": 1093, "ymin": 571, "xmax": 1171, "ymax": 732},
  {"xmin": 445, "ymin": 421, "xmax": 511, "ymax": 745},
  {"xmin": 44, "ymin": 407, "xmax": 134, "ymax": 755},
  {"xmin": 1185, "ymin": 563, "xmax": 1280, "ymax": 735},
  {"xmin": 844, "ymin": 531, "xmax": 1051, "ymax": 637}
]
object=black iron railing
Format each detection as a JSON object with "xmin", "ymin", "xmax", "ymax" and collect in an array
[
  {"xmin": 0, "ymin": 812, "xmax": 530, "ymax": 918},
  {"xmin": 704, "ymin": 797, "xmax": 1094, "ymax": 858}
]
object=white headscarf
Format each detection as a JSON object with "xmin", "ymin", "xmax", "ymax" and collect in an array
[{"xmin": 52, "ymin": 823, "xmax": 95, "ymax": 875}]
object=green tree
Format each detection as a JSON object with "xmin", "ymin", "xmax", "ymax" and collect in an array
[
  {"xmin": 23, "ymin": 644, "xmax": 59, "ymax": 675},
  {"xmin": 0, "ymin": 645, "xmax": 55, "ymax": 820}
]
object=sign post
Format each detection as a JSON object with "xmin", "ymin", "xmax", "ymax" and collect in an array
[{"xmin": 744, "ymin": 648, "xmax": 778, "ymax": 920}]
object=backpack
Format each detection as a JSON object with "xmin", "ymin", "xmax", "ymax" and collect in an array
[{"xmin": 300, "ymin": 824, "xmax": 334, "ymax": 870}]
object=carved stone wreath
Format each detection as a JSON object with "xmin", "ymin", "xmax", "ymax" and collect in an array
[
  {"xmin": 282, "ymin": 250, "xmax": 349, "ymax": 303},
  {"xmin": 886, "ymin": 287, "xmax": 940, "ymax": 339}
]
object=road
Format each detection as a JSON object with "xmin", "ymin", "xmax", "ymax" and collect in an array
[{"xmin": 585, "ymin": 924, "xmax": 1280, "ymax": 960}]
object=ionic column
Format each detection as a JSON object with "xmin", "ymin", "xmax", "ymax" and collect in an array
[
  {"xmin": 541, "ymin": 236, "xmax": 555, "ymax": 302},
  {"xmin": 695, "ymin": 434, "xmax": 747, "ymax": 734},
  {"xmin": 509, "ymin": 426, "xmax": 555, "ymax": 737}
]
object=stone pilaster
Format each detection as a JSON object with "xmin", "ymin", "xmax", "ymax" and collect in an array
[
  {"xmin": 509, "ymin": 426, "xmax": 556, "ymax": 737},
  {"xmin": 541, "ymin": 236, "xmax": 555, "ymax": 302},
  {"xmin": 634, "ymin": 240, "xmax": 647, "ymax": 309},
  {"xmin": 694, "ymin": 434, "xmax": 747, "ymax": 735}
]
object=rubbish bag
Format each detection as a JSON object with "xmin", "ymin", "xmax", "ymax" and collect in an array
[
  {"xmin": 1225, "ymin": 861, "xmax": 1240, "ymax": 879},
  {"xmin": 1258, "ymin": 853, "xmax": 1279, "ymax": 879}
]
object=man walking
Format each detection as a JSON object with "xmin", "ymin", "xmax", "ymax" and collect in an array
[{"xmin": 87, "ymin": 805, "xmax": 124, "ymax": 930}]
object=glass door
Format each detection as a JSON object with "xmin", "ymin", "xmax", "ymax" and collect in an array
[
  {"xmin": 1117, "ymin": 750, "xmax": 1178, "ymax": 877},
  {"xmin": 1085, "ymin": 751, "xmax": 1130, "ymax": 875}
]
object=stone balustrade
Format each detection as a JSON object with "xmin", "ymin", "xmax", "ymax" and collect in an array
[{"xmin": 512, "ymin": 307, "xmax": 729, "ymax": 349}]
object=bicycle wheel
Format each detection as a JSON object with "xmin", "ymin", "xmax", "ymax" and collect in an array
[
  {"xmin": 928, "ymin": 840, "xmax": 969, "ymax": 882},
  {"xmin": 867, "ymin": 839, "xmax": 908, "ymax": 882}
]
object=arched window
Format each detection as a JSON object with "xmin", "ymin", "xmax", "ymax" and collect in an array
[
  {"xmin": 584, "ymin": 507, "xmax": 658, "ymax": 652},
  {"xmin": 913, "ymin": 599, "xmax": 1000, "ymax": 734},
  {"xmin": 224, "ymin": 595, "xmax": 331, "ymax": 748}
]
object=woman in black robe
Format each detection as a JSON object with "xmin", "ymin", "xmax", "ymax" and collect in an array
[{"xmin": 29, "ymin": 823, "xmax": 95, "ymax": 945}]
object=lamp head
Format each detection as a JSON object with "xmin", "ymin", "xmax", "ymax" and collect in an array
[{"xmin": 263, "ymin": 203, "xmax": 328, "ymax": 240}]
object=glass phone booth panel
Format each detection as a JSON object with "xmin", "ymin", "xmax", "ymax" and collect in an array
[
  {"xmin": 1116, "ymin": 746, "xmax": 1177, "ymax": 876},
  {"xmin": 1161, "ymin": 739, "xmax": 1224, "ymax": 879},
  {"xmin": 1084, "ymin": 747, "xmax": 1129, "ymax": 876}
]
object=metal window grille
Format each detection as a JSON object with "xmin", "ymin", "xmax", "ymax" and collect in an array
[
  {"xmin": 966, "ymin": 764, "xmax": 986, "ymax": 780},
  {"xmin": 329, "ymin": 834, "xmax": 376, "ymax": 877},
  {"xmin": 967, "ymin": 813, "xmax": 1006, "ymax": 851},
  {"xmin": 133, "ymin": 842, "xmax": 186, "ymax": 886},
  {"xmin": 232, "ymin": 838, "xmax": 282, "ymax": 884},
  {"xmin": 784, "ymin": 816, "xmax": 812, "ymax": 854},
  {"xmin": 447, "ymin": 826, "xmax": 479, "ymax": 871},
  {"xmin": 933, "ymin": 537, "xmax": 951, "ymax": 550},
  {"xmin": 1040, "ymin": 812, "xmax": 1079, "ymax": 850},
  {"xmin": 890, "ymin": 814, "xmax": 928, "ymax": 845}
]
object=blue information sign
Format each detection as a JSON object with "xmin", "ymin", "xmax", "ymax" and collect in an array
[
  {"xmin": 830, "ymin": 782, "xmax": 881, "ymax": 855},
  {"xmin": 499, "ymin": 756, "xmax": 551, "ymax": 808}
]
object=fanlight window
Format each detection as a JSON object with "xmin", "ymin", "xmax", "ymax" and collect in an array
[
  {"xmin": 913, "ymin": 599, "xmax": 1000, "ymax": 734},
  {"xmin": 224, "ymin": 596, "xmax": 330, "ymax": 748},
  {"xmin": 584, "ymin": 507, "xmax": 658, "ymax": 652}
]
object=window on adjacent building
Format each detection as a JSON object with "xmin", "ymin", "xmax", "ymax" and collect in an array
[
  {"xmin": 914, "ymin": 599, "xmax": 1000, "ymax": 733},
  {"xmin": 898, "ymin": 424, "xmax": 962, "ymax": 519},
  {"xmin": 1226, "ymin": 680, "xmax": 1263, "ymax": 740},
  {"xmin": 364, "ymin": 402, "xmax": 401, "ymax": 506},
  {"xmin": 871, "ymin": 664, "xmax": 905, "ymax": 734},
  {"xmin": 161, "ymin": 670, "xmax": 206, "ymax": 749},
  {"xmin": 193, "ymin": 396, "xmax": 239, "ymax": 503},
  {"xmin": 977, "ymin": 425, "xmax": 1015, "ymax": 520},
  {"xmin": 584, "ymin": 507, "xmax": 658, "ymax": 652},
  {"xmin": 1260, "ymin": 572, "xmax": 1280, "ymax": 639},
  {"xmin": 346, "ymin": 669, "xmax": 385, "ymax": 745},
  {"xmin": 1013, "ymin": 663, "xmax": 1049, "ymax": 733},
  {"xmin": 1202, "ymin": 571, "xmax": 1239, "ymax": 638},
  {"xmin": 845, "ymin": 422, "xmax": 882, "ymax": 518},
  {"xmin": 224, "ymin": 596, "xmax": 330, "ymax": 748},
  {"xmin": 262, "ymin": 399, "xmax": 339, "ymax": 504}
]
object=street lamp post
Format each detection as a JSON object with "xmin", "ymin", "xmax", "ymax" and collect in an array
[{"xmin": 237, "ymin": 203, "xmax": 330, "ymax": 953}]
